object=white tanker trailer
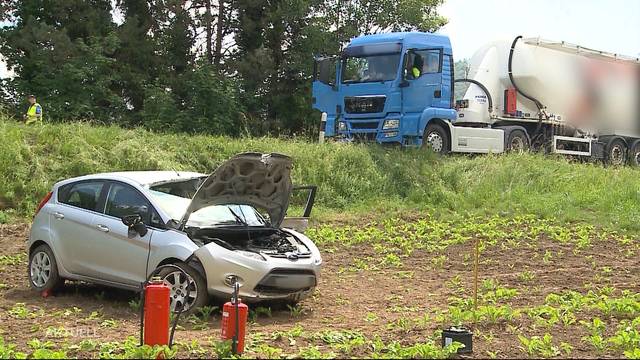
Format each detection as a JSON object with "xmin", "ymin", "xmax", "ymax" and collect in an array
[{"xmin": 455, "ymin": 36, "xmax": 640, "ymax": 165}]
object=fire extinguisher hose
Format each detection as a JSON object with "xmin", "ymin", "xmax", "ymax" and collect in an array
[{"xmin": 233, "ymin": 281, "xmax": 239, "ymax": 354}]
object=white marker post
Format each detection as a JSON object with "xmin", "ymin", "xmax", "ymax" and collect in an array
[{"xmin": 319, "ymin": 112, "xmax": 327, "ymax": 144}]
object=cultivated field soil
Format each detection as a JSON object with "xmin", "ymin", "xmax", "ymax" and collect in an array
[{"xmin": 0, "ymin": 213, "xmax": 639, "ymax": 359}]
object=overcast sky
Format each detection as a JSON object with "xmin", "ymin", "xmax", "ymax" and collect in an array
[
  {"xmin": 437, "ymin": 0, "xmax": 640, "ymax": 59},
  {"xmin": 1, "ymin": 0, "xmax": 639, "ymax": 78}
]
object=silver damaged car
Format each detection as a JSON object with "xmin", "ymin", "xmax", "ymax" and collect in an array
[{"xmin": 28, "ymin": 153, "xmax": 322, "ymax": 312}]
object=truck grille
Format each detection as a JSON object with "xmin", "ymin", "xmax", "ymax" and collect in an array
[
  {"xmin": 344, "ymin": 96, "xmax": 386, "ymax": 114},
  {"xmin": 350, "ymin": 121, "xmax": 379, "ymax": 130}
]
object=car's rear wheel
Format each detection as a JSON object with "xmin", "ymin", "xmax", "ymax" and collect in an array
[
  {"xmin": 157, "ymin": 262, "xmax": 208, "ymax": 315},
  {"xmin": 28, "ymin": 244, "xmax": 64, "ymax": 292}
]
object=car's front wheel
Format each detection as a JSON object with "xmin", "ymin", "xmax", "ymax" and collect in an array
[
  {"xmin": 156, "ymin": 262, "xmax": 208, "ymax": 315},
  {"xmin": 28, "ymin": 244, "xmax": 64, "ymax": 292}
]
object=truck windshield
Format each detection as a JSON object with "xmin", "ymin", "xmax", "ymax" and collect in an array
[{"xmin": 342, "ymin": 53, "xmax": 400, "ymax": 84}]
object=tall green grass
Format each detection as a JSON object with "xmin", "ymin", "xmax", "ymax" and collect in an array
[{"xmin": 1, "ymin": 118, "xmax": 639, "ymax": 232}]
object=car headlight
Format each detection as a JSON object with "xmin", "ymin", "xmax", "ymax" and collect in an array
[
  {"xmin": 383, "ymin": 119, "xmax": 400, "ymax": 130},
  {"xmin": 338, "ymin": 121, "xmax": 347, "ymax": 131},
  {"xmin": 236, "ymin": 250, "xmax": 266, "ymax": 261}
]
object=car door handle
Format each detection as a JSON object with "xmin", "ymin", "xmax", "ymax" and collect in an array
[
  {"xmin": 96, "ymin": 224, "xmax": 109, "ymax": 233},
  {"xmin": 53, "ymin": 212, "xmax": 64, "ymax": 220}
]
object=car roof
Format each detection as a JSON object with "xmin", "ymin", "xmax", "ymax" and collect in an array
[{"xmin": 56, "ymin": 171, "xmax": 206, "ymax": 188}]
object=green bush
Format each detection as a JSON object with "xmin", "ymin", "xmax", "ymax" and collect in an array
[{"xmin": 1, "ymin": 118, "xmax": 639, "ymax": 232}]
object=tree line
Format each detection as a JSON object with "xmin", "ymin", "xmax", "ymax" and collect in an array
[{"xmin": 0, "ymin": 0, "xmax": 447, "ymax": 137}]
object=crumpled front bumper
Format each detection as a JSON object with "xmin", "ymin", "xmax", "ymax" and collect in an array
[{"xmin": 193, "ymin": 230, "xmax": 322, "ymax": 302}]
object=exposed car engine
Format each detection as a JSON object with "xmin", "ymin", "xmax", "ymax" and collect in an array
[{"xmin": 188, "ymin": 227, "xmax": 311, "ymax": 257}]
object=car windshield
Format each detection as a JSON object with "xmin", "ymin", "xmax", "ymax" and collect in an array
[
  {"xmin": 147, "ymin": 189, "xmax": 268, "ymax": 228},
  {"xmin": 342, "ymin": 53, "xmax": 401, "ymax": 83}
]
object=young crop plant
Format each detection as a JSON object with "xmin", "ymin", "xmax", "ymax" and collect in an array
[
  {"xmin": 394, "ymin": 270, "xmax": 414, "ymax": 279},
  {"xmin": 8, "ymin": 302, "xmax": 31, "ymax": 319},
  {"xmin": 176, "ymin": 339, "xmax": 208, "ymax": 357},
  {"xmin": 518, "ymin": 270, "xmax": 536, "ymax": 283},
  {"xmin": 0, "ymin": 253, "xmax": 25, "ymax": 266},
  {"xmin": 100, "ymin": 319, "xmax": 119, "ymax": 328},
  {"xmin": 581, "ymin": 318, "xmax": 609, "ymax": 354},
  {"xmin": 68, "ymin": 339, "xmax": 98, "ymax": 353},
  {"xmin": 386, "ymin": 317, "xmax": 414, "ymax": 333},
  {"xmin": 253, "ymin": 343, "xmax": 284, "ymax": 358},
  {"xmin": 316, "ymin": 330, "xmax": 366, "ymax": 353},
  {"xmin": 119, "ymin": 337, "xmax": 177, "ymax": 359},
  {"xmin": 364, "ymin": 312, "xmax": 379, "ymax": 322},
  {"xmin": 210, "ymin": 339, "xmax": 233, "ymax": 359},
  {"xmin": 128, "ymin": 298, "xmax": 141, "ymax": 312},
  {"xmin": 297, "ymin": 345, "xmax": 335, "ymax": 359},
  {"xmin": 608, "ymin": 318, "xmax": 640, "ymax": 353},
  {"xmin": 0, "ymin": 337, "xmax": 19, "ymax": 359},
  {"xmin": 477, "ymin": 304, "xmax": 520, "ymax": 324},
  {"xmin": 197, "ymin": 305, "xmax": 218, "ymax": 321},
  {"xmin": 287, "ymin": 303, "xmax": 306, "ymax": 318},
  {"xmin": 518, "ymin": 333, "xmax": 561, "ymax": 358},
  {"xmin": 381, "ymin": 253, "xmax": 403, "ymax": 268},
  {"xmin": 431, "ymin": 254, "xmax": 447, "ymax": 269}
]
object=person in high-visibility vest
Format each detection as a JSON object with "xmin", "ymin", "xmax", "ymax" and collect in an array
[
  {"xmin": 24, "ymin": 95, "xmax": 43, "ymax": 125},
  {"xmin": 410, "ymin": 54, "xmax": 423, "ymax": 79}
]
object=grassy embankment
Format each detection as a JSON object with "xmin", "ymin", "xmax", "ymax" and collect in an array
[{"xmin": 0, "ymin": 118, "xmax": 638, "ymax": 232}]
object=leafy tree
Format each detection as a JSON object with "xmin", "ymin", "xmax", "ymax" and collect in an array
[
  {"xmin": 0, "ymin": 0, "xmax": 125, "ymax": 121},
  {"xmin": 0, "ymin": 0, "xmax": 448, "ymax": 136},
  {"xmin": 114, "ymin": 0, "xmax": 162, "ymax": 122}
]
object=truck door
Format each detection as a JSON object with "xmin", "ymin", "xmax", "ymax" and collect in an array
[
  {"xmin": 401, "ymin": 48, "xmax": 445, "ymax": 118},
  {"xmin": 312, "ymin": 56, "xmax": 339, "ymax": 116}
]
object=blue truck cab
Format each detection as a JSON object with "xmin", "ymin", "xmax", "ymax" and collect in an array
[{"xmin": 312, "ymin": 32, "xmax": 456, "ymax": 146}]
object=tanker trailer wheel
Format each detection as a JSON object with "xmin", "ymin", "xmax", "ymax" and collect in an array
[
  {"xmin": 605, "ymin": 138, "xmax": 627, "ymax": 166},
  {"xmin": 423, "ymin": 123, "xmax": 449, "ymax": 155},
  {"xmin": 629, "ymin": 141, "xmax": 640, "ymax": 167},
  {"xmin": 506, "ymin": 129, "xmax": 529, "ymax": 153}
]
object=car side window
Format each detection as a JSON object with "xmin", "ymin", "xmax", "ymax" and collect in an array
[
  {"xmin": 105, "ymin": 183, "xmax": 151, "ymax": 223},
  {"xmin": 58, "ymin": 181, "xmax": 104, "ymax": 212}
]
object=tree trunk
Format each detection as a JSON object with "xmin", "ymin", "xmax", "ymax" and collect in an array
[
  {"xmin": 214, "ymin": 0, "xmax": 224, "ymax": 65},
  {"xmin": 205, "ymin": 0, "xmax": 213, "ymax": 63}
]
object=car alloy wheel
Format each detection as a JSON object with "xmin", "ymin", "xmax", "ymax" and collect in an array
[
  {"xmin": 30, "ymin": 251, "xmax": 52, "ymax": 288},
  {"xmin": 162, "ymin": 270, "xmax": 198, "ymax": 312}
]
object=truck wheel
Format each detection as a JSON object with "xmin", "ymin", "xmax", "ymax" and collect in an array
[
  {"xmin": 506, "ymin": 129, "xmax": 529, "ymax": 152},
  {"xmin": 605, "ymin": 138, "xmax": 627, "ymax": 166},
  {"xmin": 629, "ymin": 141, "xmax": 640, "ymax": 166},
  {"xmin": 423, "ymin": 124, "xmax": 449, "ymax": 154}
]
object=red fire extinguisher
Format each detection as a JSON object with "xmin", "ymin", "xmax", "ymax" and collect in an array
[
  {"xmin": 143, "ymin": 277, "xmax": 170, "ymax": 346},
  {"xmin": 221, "ymin": 279, "xmax": 248, "ymax": 354}
]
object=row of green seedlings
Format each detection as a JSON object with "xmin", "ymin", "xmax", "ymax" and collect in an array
[
  {"xmin": 308, "ymin": 213, "xmax": 638, "ymax": 260},
  {"xmin": 0, "ymin": 326, "xmax": 466, "ymax": 359}
]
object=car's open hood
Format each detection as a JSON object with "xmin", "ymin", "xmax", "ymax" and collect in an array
[{"xmin": 179, "ymin": 153, "xmax": 293, "ymax": 228}]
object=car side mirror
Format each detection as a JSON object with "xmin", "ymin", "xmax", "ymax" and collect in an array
[{"xmin": 122, "ymin": 214, "xmax": 148, "ymax": 236}]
